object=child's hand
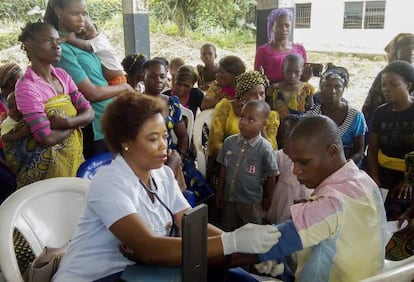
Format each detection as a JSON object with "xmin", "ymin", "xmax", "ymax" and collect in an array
[
  {"xmin": 49, "ymin": 115, "xmax": 70, "ymax": 129},
  {"xmin": 391, "ymin": 180, "xmax": 413, "ymax": 200},
  {"xmin": 164, "ymin": 149, "xmax": 181, "ymax": 171},
  {"xmin": 301, "ymin": 64, "xmax": 313, "ymax": 82}
]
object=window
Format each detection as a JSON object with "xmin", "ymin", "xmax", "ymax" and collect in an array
[
  {"xmin": 295, "ymin": 3, "xmax": 312, "ymax": 28},
  {"xmin": 364, "ymin": 1, "xmax": 385, "ymax": 29},
  {"xmin": 343, "ymin": 1, "xmax": 385, "ymax": 29},
  {"xmin": 343, "ymin": 2, "xmax": 363, "ymax": 29}
]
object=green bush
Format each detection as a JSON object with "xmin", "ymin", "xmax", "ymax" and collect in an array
[
  {"xmin": 0, "ymin": 33, "xmax": 19, "ymax": 50},
  {"xmin": 87, "ymin": 0, "xmax": 122, "ymax": 26},
  {"xmin": 0, "ymin": 0, "xmax": 45, "ymax": 23}
]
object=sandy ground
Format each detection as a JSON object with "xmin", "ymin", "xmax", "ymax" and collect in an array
[{"xmin": 0, "ymin": 31, "xmax": 388, "ymax": 109}]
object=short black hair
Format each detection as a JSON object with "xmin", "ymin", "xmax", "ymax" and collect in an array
[
  {"xmin": 242, "ymin": 100, "xmax": 270, "ymax": 120},
  {"xmin": 289, "ymin": 115, "xmax": 342, "ymax": 148},
  {"xmin": 381, "ymin": 60, "xmax": 414, "ymax": 92}
]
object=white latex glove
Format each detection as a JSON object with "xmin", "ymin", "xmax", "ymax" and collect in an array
[
  {"xmin": 254, "ymin": 260, "xmax": 284, "ymax": 277},
  {"xmin": 221, "ymin": 223, "xmax": 281, "ymax": 255}
]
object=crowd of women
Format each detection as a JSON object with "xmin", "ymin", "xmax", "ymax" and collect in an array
[{"xmin": 0, "ymin": 0, "xmax": 414, "ymax": 280}]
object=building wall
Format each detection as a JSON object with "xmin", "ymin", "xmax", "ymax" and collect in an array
[{"xmin": 293, "ymin": 0, "xmax": 413, "ymax": 55}]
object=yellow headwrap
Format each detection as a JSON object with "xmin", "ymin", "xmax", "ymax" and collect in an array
[{"xmin": 235, "ymin": 69, "xmax": 269, "ymax": 98}]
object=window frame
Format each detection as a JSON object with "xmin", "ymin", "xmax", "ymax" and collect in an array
[
  {"xmin": 295, "ymin": 3, "xmax": 312, "ymax": 29},
  {"xmin": 343, "ymin": 0, "xmax": 386, "ymax": 30}
]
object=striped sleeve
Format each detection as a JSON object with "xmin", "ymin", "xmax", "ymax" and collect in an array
[{"xmin": 291, "ymin": 196, "xmax": 343, "ymax": 248}]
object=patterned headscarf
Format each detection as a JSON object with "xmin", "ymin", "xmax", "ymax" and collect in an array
[
  {"xmin": 235, "ymin": 69, "xmax": 269, "ymax": 98},
  {"xmin": 320, "ymin": 66, "xmax": 349, "ymax": 88},
  {"xmin": 385, "ymin": 33, "xmax": 414, "ymax": 62},
  {"xmin": 0, "ymin": 63, "xmax": 22, "ymax": 88},
  {"xmin": 267, "ymin": 8, "xmax": 293, "ymax": 43}
]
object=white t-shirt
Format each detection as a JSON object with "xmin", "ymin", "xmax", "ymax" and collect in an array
[
  {"xmin": 53, "ymin": 155, "xmax": 190, "ymax": 282},
  {"xmin": 89, "ymin": 32, "xmax": 123, "ymax": 71}
]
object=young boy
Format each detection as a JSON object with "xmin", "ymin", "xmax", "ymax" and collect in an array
[
  {"xmin": 64, "ymin": 16, "xmax": 125, "ymax": 85},
  {"xmin": 216, "ymin": 100, "xmax": 279, "ymax": 231},
  {"xmin": 196, "ymin": 43, "xmax": 218, "ymax": 91}
]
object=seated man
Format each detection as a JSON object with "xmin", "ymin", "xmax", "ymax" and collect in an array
[{"xmin": 258, "ymin": 115, "xmax": 387, "ymax": 282}]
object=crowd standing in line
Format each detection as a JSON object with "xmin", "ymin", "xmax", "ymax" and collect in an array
[{"xmin": 44, "ymin": 0, "xmax": 132, "ymax": 159}]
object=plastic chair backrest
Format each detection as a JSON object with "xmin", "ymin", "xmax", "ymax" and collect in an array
[
  {"xmin": 192, "ymin": 109, "xmax": 214, "ymax": 177},
  {"xmin": 171, "ymin": 105, "xmax": 195, "ymax": 145},
  {"xmin": 76, "ymin": 152, "xmax": 113, "ymax": 179},
  {"xmin": 0, "ymin": 177, "xmax": 90, "ymax": 282},
  {"xmin": 181, "ymin": 105, "xmax": 195, "ymax": 144},
  {"xmin": 361, "ymin": 259, "xmax": 414, "ymax": 282}
]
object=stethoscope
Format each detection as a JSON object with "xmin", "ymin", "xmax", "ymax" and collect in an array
[{"xmin": 138, "ymin": 177, "xmax": 176, "ymax": 237}]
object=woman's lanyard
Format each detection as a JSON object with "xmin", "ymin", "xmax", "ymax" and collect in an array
[{"xmin": 138, "ymin": 177, "xmax": 176, "ymax": 237}]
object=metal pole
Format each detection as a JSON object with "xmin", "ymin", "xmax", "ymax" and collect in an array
[{"xmin": 122, "ymin": 0, "xmax": 150, "ymax": 58}]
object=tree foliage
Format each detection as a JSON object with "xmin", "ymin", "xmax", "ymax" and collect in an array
[
  {"xmin": 0, "ymin": 0, "xmax": 45, "ymax": 23},
  {"xmin": 150, "ymin": 0, "xmax": 257, "ymax": 36}
]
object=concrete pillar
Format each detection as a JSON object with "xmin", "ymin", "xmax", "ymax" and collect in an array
[
  {"xmin": 256, "ymin": 0, "xmax": 279, "ymax": 48},
  {"xmin": 122, "ymin": 0, "xmax": 150, "ymax": 58}
]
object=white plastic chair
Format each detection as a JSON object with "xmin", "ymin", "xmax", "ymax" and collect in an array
[
  {"xmin": 180, "ymin": 105, "xmax": 195, "ymax": 144},
  {"xmin": 361, "ymin": 258, "xmax": 414, "ymax": 281},
  {"xmin": 171, "ymin": 105, "xmax": 195, "ymax": 145},
  {"xmin": 0, "ymin": 177, "xmax": 90, "ymax": 282},
  {"xmin": 193, "ymin": 109, "xmax": 214, "ymax": 177}
]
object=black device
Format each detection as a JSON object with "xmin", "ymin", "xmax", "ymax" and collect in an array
[
  {"xmin": 182, "ymin": 204, "xmax": 208, "ymax": 282},
  {"xmin": 306, "ymin": 63, "xmax": 324, "ymax": 77}
]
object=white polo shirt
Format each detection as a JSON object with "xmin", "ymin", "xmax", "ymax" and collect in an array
[{"xmin": 53, "ymin": 155, "xmax": 190, "ymax": 282}]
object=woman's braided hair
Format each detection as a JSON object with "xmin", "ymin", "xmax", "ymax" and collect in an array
[{"xmin": 18, "ymin": 21, "xmax": 54, "ymax": 60}]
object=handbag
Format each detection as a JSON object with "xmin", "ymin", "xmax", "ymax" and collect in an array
[{"xmin": 24, "ymin": 243, "xmax": 68, "ymax": 282}]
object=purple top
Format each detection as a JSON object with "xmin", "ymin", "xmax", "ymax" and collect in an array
[{"xmin": 254, "ymin": 43, "xmax": 307, "ymax": 83}]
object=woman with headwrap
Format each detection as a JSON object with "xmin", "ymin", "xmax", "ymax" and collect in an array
[
  {"xmin": 306, "ymin": 65, "xmax": 367, "ymax": 165},
  {"xmin": 367, "ymin": 61, "xmax": 414, "ymax": 220},
  {"xmin": 254, "ymin": 8, "xmax": 310, "ymax": 85},
  {"xmin": 362, "ymin": 33, "xmax": 414, "ymax": 126},
  {"xmin": 208, "ymin": 70, "xmax": 280, "ymax": 159}
]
